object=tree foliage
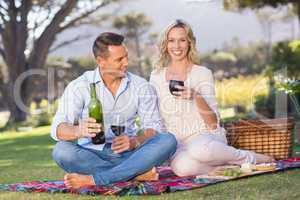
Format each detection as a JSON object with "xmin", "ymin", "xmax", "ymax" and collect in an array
[
  {"xmin": 113, "ymin": 12, "xmax": 152, "ymax": 77},
  {"xmin": 201, "ymin": 41, "xmax": 269, "ymax": 79},
  {"xmin": 224, "ymin": 0, "xmax": 300, "ymax": 28},
  {"xmin": 269, "ymin": 40, "xmax": 300, "ymax": 79},
  {"xmin": 0, "ymin": 0, "xmax": 120, "ymax": 123}
]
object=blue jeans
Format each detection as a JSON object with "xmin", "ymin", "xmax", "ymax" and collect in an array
[{"xmin": 52, "ymin": 132, "xmax": 177, "ymax": 186}]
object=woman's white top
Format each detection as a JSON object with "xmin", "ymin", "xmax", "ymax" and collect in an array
[{"xmin": 150, "ymin": 65, "xmax": 221, "ymax": 143}]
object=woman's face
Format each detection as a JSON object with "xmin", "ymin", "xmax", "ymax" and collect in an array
[{"xmin": 167, "ymin": 27, "xmax": 189, "ymax": 62}]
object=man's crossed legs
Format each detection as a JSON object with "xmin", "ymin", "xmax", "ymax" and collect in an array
[{"xmin": 52, "ymin": 133, "xmax": 177, "ymax": 188}]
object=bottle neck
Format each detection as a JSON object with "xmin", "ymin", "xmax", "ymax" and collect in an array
[{"xmin": 90, "ymin": 83, "xmax": 97, "ymax": 99}]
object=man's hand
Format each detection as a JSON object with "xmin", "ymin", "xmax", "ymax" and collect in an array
[
  {"xmin": 111, "ymin": 135, "xmax": 137, "ymax": 154},
  {"xmin": 75, "ymin": 117, "xmax": 102, "ymax": 139}
]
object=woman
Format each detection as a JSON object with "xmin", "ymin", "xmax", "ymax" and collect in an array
[{"xmin": 150, "ymin": 19, "xmax": 273, "ymax": 176}]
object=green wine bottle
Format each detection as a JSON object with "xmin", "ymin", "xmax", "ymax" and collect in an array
[{"xmin": 88, "ymin": 83, "xmax": 105, "ymax": 144}]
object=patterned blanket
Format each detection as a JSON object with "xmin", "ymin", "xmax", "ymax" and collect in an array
[{"xmin": 1, "ymin": 157, "xmax": 300, "ymax": 196}]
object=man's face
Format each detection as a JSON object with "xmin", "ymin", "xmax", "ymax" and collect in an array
[{"xmin": 97, "ymin": 45, "xmax": 129, "ymax": 78}]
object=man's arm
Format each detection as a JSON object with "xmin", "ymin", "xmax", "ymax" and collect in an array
[
  {"xmin": 111, "ymin": 128, "xmax": 156, "ymax": 154},
  {"xmin": 56, "ymin": 123, "xmax": 79, "ymax": 141},
  {"xmin": 51, "ymin": 82, "xmax": 101, "ymax": 141},
  {"xmin": 134, "ymin": 128, "xmax": 156, "ymax": 146},
  {"xmin": 136, "ymin": 81, "xmax": 163, "ymax": 138},
  {"xmin": 111, "ymin": 81, "xmax": 163, "ymax": 154}
]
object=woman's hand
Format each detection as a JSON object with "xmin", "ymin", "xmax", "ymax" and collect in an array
[{"xmin": 172, "ymin": 85, "xmax": 199, "ymax": 100}]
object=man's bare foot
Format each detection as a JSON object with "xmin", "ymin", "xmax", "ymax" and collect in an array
[
  {"xmin": 135, "ymin": 167, "xmax": 159, "ymax": 181},
  {"xmin": 254, "ymin": 153, "xmax": 275, "ymax": 164},
  {"xmin": 64, "ymin": 173, "xmax": 95, "ymax": 189}
]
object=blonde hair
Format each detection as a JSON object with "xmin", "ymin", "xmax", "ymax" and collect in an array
[{"xmin": 154, "ymin": 19, "xmax": 200, "ymax": 72}]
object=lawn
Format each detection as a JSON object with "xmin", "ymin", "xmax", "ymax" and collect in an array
[{"xmin": 1, "ymin": 126, "xmax": 300, "ymax": 200}]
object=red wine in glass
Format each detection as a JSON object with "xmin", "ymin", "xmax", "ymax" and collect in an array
[
  {"xmin": 169, "ymin": 80, "xmax": 184, "ymax": 96},
  {"xmin": 111, "ymin": 125, "xmax": 125, "ymax": 136}
]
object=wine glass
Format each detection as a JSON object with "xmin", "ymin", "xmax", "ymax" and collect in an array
[
  {"xmin": 111, "ymin": 125, "xmax": 125, "ymax": 136},
  {"xmin": 169, "ymin": 80, "xmax": 184, "ymax": 96}
]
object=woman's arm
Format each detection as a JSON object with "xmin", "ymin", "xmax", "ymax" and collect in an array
[
  {"xmin": 194, "ymin": 68, "xmax": 219, "ymax": 131},
  {"xmin": 174, "ymin": 86, "xmax": 218, "ymax": 131},
  {"xmin": 194, "ymin": 93, "xmax": 218, "ymax": 131},
  {"xmin": 174, "ymin": 68, "xmax": 219, "ymax": 131}
]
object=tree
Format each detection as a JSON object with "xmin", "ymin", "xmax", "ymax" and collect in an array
[
  {"xmin": 0, "ymin": 0, "xmax": 120, "ymax": 123},
  {"xmin": 280, "ymin": 4, "xmax": 299, "ymax": 40},
  {"xmin": 224, "ymin": 0, "xmax": 300, "ymax": 31},
  {"xmin": 113, "ymin": 12, "xmax": 152, "ymax": 77},
  {"xmin": 201, "ymin": 40, "xmax": 269, "ymax": 79},
  {"xmin": 255, "ymin": 7, "xmax": 279, "ymax": 61},
  {"xmin": 269, "ymin": 40, "xmax": 300, "ymax": 79}
]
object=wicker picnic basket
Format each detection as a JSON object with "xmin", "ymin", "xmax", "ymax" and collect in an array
[{"xmin": 224, "ymin": 118, "xmax": 294, "ymax": 160}]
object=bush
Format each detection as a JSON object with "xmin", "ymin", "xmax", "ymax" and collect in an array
[
  {"xmin": 215, "ymin": 75, "xmax": 269, "ymax": 109},
  {"xmin": 36, "ymin": 111, "xmax": 52, "ymax": 127},
  {"xmin": 254, "ymin": 91, "xmax": 275, "ymax": 118},
  {"xmin": 269, "ymin": 40, "xmax": 300, "ymax": 80},
  {"xmin": 254, "ymin": 85, "xmax": 299, "ymax": 118},
  {"xmin": 27, "ymin": 99, "xmax": 57, "ymax": 127}
]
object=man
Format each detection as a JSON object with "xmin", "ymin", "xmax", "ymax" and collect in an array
[{"xmin": 51, "ymin": 32, "xmax": 177, "ymax": 189}]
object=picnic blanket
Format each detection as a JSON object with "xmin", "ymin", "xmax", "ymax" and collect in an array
[{"xmin": 1, "ymin": 157, "xmax": 300, "ymax": 196}]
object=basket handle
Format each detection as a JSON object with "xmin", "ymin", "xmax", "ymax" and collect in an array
[{"xmin": 239, "ymin": 119, "xmax": 261, "ymax": 127}]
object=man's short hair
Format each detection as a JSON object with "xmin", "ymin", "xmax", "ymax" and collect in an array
[{"xmin": 92, "ymin": 32, "xmax": 124, "ymax": 59}]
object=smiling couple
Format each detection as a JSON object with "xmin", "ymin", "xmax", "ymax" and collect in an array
[{"xmin": 51, "ymin": 19, "xmax": 273, "ymax": 189}]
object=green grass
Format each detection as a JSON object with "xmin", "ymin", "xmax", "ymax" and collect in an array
[{"xmin": 1, "ymin": 127, "xmax": 300, "ymax": 200}]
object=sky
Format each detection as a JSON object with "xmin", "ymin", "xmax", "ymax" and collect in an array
[{"xmin": 51, "ymin": 0, "xmax": 299, "ymax": 58}]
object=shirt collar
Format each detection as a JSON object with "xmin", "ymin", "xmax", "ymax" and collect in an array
[
  {"xmin": 93, "ymin": 67, "xmax": 102, "ymax": 83},
  {"xmin": 92, "ymin": 67, "xmax": 131, "ymax": 85}
]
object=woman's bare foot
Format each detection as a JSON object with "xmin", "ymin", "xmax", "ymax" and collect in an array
[
  {"xmin": 135, "ymin": 167, "xmax": 159, "ymax": 181},
  {"xmin": 64, "ymin": 173, "xmax": 95, "ymax": 189},
  {"xmin": 254, "ymin": 153, "xmax": 275, "ymax": 164}
]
